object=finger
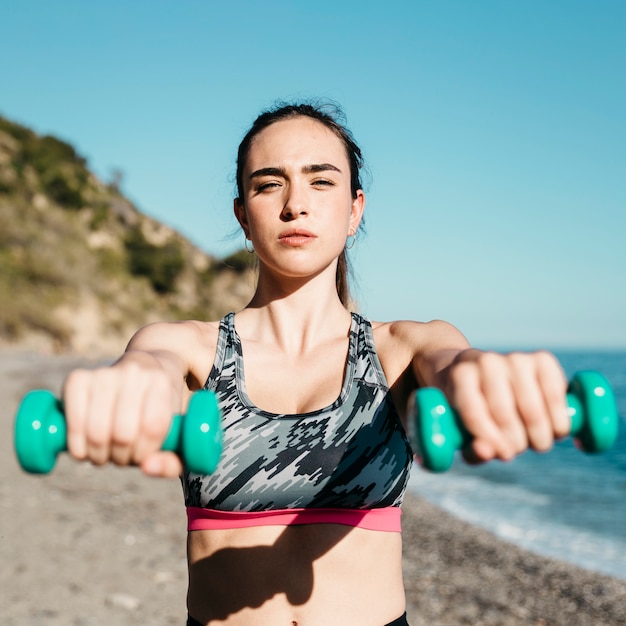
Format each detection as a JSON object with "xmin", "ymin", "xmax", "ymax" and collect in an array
[
  {"xmin": 535, "ymin": 352, "xmax": 569, "ymax": 439},
  {"xmin": 480, "ymin": 353, "xmax": 529, "ymax": 456},
  {"xmin": 132, "ymin": 371, "xmax": 175, "ymax": 465},
  {"xmin": 110, "ymin": 377, "xmax": 143, "ymax": 467},
  {"xmin": 63, "ymin": 369, "xmax": 91, "ymax": 461},
  {"xmin": 508, "ymin": 353, "xmax": 553, "ymax": 452},
  {"xmin": 141, "ymin": 451, "xmax": 184, "ymax": 478},
  {"xmin": 84, "ymin": 370, "xmax": 117, "ymax": 466},
  {"xmin": 449, "ymin": 360, "xmax": 513, "ymax": 462},
  {"xmin": 462, "ymin": 440, "xmax": 494, "ymax": 465}
]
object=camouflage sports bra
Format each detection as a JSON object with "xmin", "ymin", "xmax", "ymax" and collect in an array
[{"xmin": 182, "ymin": 312, "xmax": 413, "ymax": 530}]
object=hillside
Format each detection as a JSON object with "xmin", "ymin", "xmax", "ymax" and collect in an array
[{"xmin": 0, "ymin": 114, "xmax": 255, "ymax": 354}]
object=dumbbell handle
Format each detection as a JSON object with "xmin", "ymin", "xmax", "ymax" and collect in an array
[
  {"xmin": 413, "ymin": 370, "xmax": 619, "ymax": 473},
  {"xmin": 14, "ymin": 389, "xmax": 222, "ymax": 475}
]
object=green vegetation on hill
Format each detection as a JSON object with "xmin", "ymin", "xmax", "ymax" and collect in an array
[{"xmin": 0, "ymin": 114, "xmax": 255, "ymax": 352}]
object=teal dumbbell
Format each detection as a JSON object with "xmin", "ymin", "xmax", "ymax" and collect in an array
[
  {"xmin": 412, "ymin": 370, "xmax": 618, "ymax": 473},
  {"xmin": 14, "ymin": 389, "xmax": 223, "ymax": 475}
]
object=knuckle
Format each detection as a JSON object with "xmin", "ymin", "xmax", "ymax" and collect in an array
[
  {"xmin": 142, "ymin": 413, "xmax": 169, "ymax": 442},
  {"xmin": 118, "ymin": 359, "xmax": 147, "ymax": 382},
  {"xmin": 64, "ymin": 368, "xmax": 90, "ymax": 390},
  {"xmin": 84, "ymin": 444, "xmax": 108, "ymax": 466},
  {"xmin": 510, "ymin": 435, "xmax": 527, "ymax": 457},
  {"xmin": 534, "ymin": 349, "xmax": 558, "ymax": 367},
  {"xmin": 487, "ymin": 397, "xmax": 514, "ymax": 424},
  {"xmin": 476, "ymin": 351, "xmax": 503, "ymax": 372},
  {"xmin": 507, "ymin": 351, "xmax": 531, "ymax": 370},
  {"xmin": 536, "ymin": 351, "xmax": 566, "ymax": 380},
  {"xmin": 554, "ymin": 418, "xmax": 570, "ymax": 439},
  {"xmin": 95, "ymin": 367, "xmax": 120, "ymax": 387},
  {"xmin": 130, "ymin": 447, "xmax": 145, "ymax": 466},
  {"xmin": 517, "ymin": 398, "xmax": 544, "ymax": 427},
  {"xmin": 110, "ymin": 448, "xmax": 131, "ymax": 467},
  {"xmin": 448, "ymin": 361, "xmax": 475, "ymax": 388},
  {"xmin": 110, "ymin": 431, "xmax": 134, "ymax": 448},
  {"xmin": 528, "ymin": 422, "xmax": 554, "ymax": 450},
  {"xmin": 457, "ymin": 405, "xmax": 481, "ymax": 430},
  {"xmin": 85, "ymin": 432, "xmax": 107, "ymax": 449},
  {"xmin": 65, "ymin": 417, "xmax": 84, "ymax": 439},
  {"xmin": 546, "ymin": 379, "xmax": 568, "ymax": 405},
  {"xmin": 508, "ymin": 422, "xmax": 529, "ymax": 450},
  {"xmin": 516, "ymin": 403, "xmax": 545, "ymax": 430},
  {"xmin": 532, "ymin": 438, "xmax": 552, "ymax": 453},
  {"xmin": 68, "ymin": 443, "xmax": 87, "ymax": 461}
]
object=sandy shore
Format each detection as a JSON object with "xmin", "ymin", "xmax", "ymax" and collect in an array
[{"xmin": 1, "ymin": 350, "xmax": 624, "ymax": 625}]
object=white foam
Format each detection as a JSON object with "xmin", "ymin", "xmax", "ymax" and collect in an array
[{"xmin": 408, "ymin": 467, "xmax": 626, "ymax": 581}]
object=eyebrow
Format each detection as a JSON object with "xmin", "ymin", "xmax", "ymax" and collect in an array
[{"xmin": 248, "ymin": 163, "xmax": 342, "ymax": 180}]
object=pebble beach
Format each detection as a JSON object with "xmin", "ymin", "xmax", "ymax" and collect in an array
[{"xmin": 2, "ymin": 350, "xmax": 625, "ymax": 625}]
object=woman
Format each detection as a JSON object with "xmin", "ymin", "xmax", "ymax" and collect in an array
[{"xmin": 63, "ymin": 102, "xmax": 569, "ymax": 625}]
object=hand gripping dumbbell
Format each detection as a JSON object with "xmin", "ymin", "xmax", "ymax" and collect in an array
[
  {"xmin": 14, "ymin": 389, "xmax": 223, "ymax": 475},
  {"xmin": 412, "ymin": 370, "xmax": 618, "ymax": 473}
]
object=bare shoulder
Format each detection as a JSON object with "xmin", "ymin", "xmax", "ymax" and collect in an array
[
  {"xmin": 127, "ymin": 319, "xmax": 222, "ymax": 388},
  {"xmin": 371, "ymin": 318, "xmax": 468, "ymax": 352},
  {"xmin": 370, "ymin": 319, "xmax": 470, "ymax": 387},
  {"xmin": 128, "ymin": 319, "xmax": 220, "ymax": 350}
]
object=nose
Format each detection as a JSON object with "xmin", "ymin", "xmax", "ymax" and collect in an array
[{"xmin": 281, "ymin": 182, "xmax": 308, "ymax": 220}]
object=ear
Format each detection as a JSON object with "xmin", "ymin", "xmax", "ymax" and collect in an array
[
  {"xmin": 234, "ymin": 198, "xmax": 250, "ymax": 238},
  {"xmin": 349, "ymin": 190, "xmax": 365, "ymax": 234}
]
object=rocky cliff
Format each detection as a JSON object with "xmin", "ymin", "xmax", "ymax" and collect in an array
[{"xmin": 0, "ymin": 114, "xmax": 255, "ymax": 354}]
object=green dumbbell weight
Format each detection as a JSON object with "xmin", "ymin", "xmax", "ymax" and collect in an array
[
  {"xmin": 14, "ymin": 389, "xmax": 223, "ymax": 475},
  {"xmin": 412, "ymin": 370, "xmax": 618, "ymax": 473}
]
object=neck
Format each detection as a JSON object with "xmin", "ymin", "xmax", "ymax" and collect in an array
[{"xmin": 238, "ymin": 265, "xmax": 354, "ymax": 352}]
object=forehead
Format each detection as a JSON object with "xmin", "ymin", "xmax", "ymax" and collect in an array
[{"xmin": 245, "ymin": 117, "xmax": 348, "ymax": 170}]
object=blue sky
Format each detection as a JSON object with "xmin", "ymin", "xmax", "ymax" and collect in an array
[{"xmin": 1, "ymin": 1, "xmax": 625, "ymax": 348}]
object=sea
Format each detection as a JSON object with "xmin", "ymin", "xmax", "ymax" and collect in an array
[{"xmin": 408, "ymin": 350, "xmax": 626, "ymax": 581}]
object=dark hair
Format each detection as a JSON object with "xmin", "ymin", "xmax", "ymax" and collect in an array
[{"xmin": 235, "ymin": 101, "xmax": 365, "ymax": 308}]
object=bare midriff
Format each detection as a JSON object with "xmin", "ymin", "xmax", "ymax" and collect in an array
[{"xmin": 186, "ymin": 523, "xmax": 405, "ymax": 626}]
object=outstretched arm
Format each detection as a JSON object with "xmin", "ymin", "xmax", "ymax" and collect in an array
[
  {"xmin": 63, "ymin": 321, "xmax": 212, "ymax": 477},
  {"xmin": 410, "ymin": 321, "xmax": 569, "ymax": 464}
]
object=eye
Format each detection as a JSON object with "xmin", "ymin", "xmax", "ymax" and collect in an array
[
  {"xmin": 312, "ymin": 179, "xmax": 335, "ymax": 187},
  {"xmin": 256, "ymin": 181, "xmax": 281, "ymax": 192}
]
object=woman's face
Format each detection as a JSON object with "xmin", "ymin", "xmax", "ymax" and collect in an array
[{"xmin": 235, "ymin": 116, "xmax": 364, "ymax": 280}]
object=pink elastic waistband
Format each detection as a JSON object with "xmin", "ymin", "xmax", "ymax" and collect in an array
[{"xmin": 187, "ymin": 506, "xmax": 402, "ymax": 532}]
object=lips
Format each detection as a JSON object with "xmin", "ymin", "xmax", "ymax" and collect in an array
[{"xmin": 278, "ymin": 229, "xmax": 316, "ymax": 246}]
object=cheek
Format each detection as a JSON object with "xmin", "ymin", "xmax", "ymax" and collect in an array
[
  {"xmin": 337, "ymin": 200, "xmax": 357, "ymax": 231},
  {"xmin": 241, "ymin": 203, "xmax": 269, "ymax": 231},
  {"xmin": 326, "ymin": 212, "xmax": 353, "ymax": 249}
]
